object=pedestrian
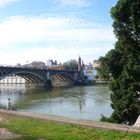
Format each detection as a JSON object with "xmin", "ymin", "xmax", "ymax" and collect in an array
[{"xmin": 7, "ymin": 98, "xmax": 11, "ymax": 110}]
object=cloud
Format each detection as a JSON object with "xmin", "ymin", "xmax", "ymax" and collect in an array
[
  {"xmin": 0, "ymin": 15, "xmax": 115, "ymax": 46},
  {"xmin": 0, "ymin": 44, "xmax": 114, "ymax": 65},
  {"xmin": 0, "ymin": 0, "xmax": 20, "ymax": 7},
  {"xmin": 0, "ymin": 15, "xmax": 116, "ymax": 65},
  {"xmin": 56, "ymin": 0, "xmax": 91, "ymax": 7}
]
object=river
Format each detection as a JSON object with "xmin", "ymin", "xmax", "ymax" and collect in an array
[{"xmin": 0, "ymin": 84, "xmax": 113, "ymax": 121}]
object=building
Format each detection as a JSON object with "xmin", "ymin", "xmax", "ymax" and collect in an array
[
  {"xmin": 84, "ymin": 63, "xmax": 93, "ymax": 70},
  {"xmin": 48, "ymin": 64, "xmax": 64, "ymax": 70},
  {"xmin": 29, "ymin": 61, "xmax": 46, "ymax": 68},
  {"xmin": 77, "ymin": 56, "xmax": 97, "ymax": 81},
  {"xmin": 83, "ymin": 69, "xmax": 97, "ymax": 81},
  {"xmin": 46, "ymin": 59, "xmax": 63, "ymax": 70},
  {"xmin": 83, "ymin": 62, "xmax": 96, "ymax": 81},
  {"xmin": 46, "ymin": 59, "xmax": 53, "ymax": 67},
  {"xmin": 46, "ymin": 59, "xmax": 58, "ymax": 68}
]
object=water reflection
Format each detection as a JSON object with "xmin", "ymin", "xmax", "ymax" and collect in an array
[{"xmin": 0, "ymin": 84, "xmax": 113, "ymax": 121}]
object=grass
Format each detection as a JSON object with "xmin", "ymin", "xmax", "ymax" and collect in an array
[{"xmin": 0, "ymin": 114, "xmax": 140, "ymax": 140}]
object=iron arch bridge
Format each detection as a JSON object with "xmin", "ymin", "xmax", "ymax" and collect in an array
[{"xmin": 0, "ymin": 66, "xmax": 81, "ymax": 87}]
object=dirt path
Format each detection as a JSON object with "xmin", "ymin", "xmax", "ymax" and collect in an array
[
  {"xmin": 0, "ymin": 116, "xmax": 21, "ymax": 140},
  {"xmin": 0, "ymin": 128, "xmax": 20, "ymax": 140}
]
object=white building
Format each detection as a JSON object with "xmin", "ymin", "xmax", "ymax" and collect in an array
[
  {"xmin": 84, "ymin": 63, "xmax": 93, "ymax": 70},
  {"xmin": 46, "ymin": 59, "xmax": 53, "ymax": 67},
  {"xmin": 46, "ymin": 59, "xmax": 58, "ymax": 67},
  {"xmin": 83, "ymin": 69, "xmax": 97, "ymax": 81}
]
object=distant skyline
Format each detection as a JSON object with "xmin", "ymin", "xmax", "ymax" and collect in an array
[{"xmin": 0, "ymin": 0, "xmax": 117, "ymax": 65}]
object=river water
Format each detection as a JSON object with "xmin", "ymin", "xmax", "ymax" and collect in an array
[{"xmin": 0, "ymin": 84, "xmax": 113, "ymax": 121}]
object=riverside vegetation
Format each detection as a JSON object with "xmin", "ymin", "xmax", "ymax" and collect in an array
[
  {"xmin": 98, "ymin": 0, "xmax": 140, "ymax": 125},
  {"xmin": 0, "ymin": 113, "xmax": 140, "ymax": 140}
]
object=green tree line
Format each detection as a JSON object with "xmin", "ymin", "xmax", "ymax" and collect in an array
[{"xmin": 99, "ymin": 0, "xmax": 140, "ymax": 125}]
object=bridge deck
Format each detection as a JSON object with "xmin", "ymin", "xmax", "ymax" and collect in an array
[{"xmin": 0, "ymin": 66, "xmax": 80, "ymax": 86}]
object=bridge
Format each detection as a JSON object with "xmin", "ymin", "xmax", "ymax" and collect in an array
[{"xmin": 0, "ymin": 66, "xmax": 82, "ymax": 87}]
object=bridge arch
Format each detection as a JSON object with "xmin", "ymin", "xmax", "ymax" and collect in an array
[
  {"xmin": 51, "ymin": 72, "xmax": 74, "ymax": 87},
  {"xmin": 0, "ymin": 66, "xmax": 80, "ymax": 87},
  {"xmin": 0, "ymin": 71, "xmax": 45, "ymax": 86},
  {"xmin": 52, "ymin": 72, "xmax": 74, "ymax": 81}
]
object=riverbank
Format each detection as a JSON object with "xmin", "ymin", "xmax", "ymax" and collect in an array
[{"xmin": 0, "ymin": 109, "xmax": 140, "ymax": 140}]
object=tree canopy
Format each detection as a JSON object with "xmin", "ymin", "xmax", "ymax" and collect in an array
[
  {"xmin": 100, "ymin": 0, "xmax": 140, "ymax": 125},
  {"xmin": 63, "ymin": 59, "xmax": 78, "ymax": 70}
]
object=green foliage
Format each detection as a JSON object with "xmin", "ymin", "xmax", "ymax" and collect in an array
[
  {"xmin": 100, "ymin": 114, "xmax": 115, "ymax": 123},
  {"xmin": 95, "ymin": 75, "xmax": 99, "ymax": 79},
  {"xmin": 63, "ymin": 59, "xmax": 78, "ymax": 70},
  {"xmin": 100, "ymin": 0, "xmax": 140, "ymax": 125},
  {"xmin": 1, "ymin": 114, "xmax": 140, "ymax": 140},
  {"xmin": 96, "ymin": 57, "xmax": 109, "ymax": 80}
]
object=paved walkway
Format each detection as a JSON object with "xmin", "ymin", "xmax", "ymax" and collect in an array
[{"xmin": 0, "ymin": 109, "xmax": 140, "ymax": 133}]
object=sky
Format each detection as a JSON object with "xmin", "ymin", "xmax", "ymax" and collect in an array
[{"xmin": 0, "ymin": 0, "xmax": 118, "ymax": 65}]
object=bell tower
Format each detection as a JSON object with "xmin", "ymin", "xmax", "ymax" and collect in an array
[{"xmin": 78, "ymin": 56, "xmax": 81, "ymax": 71}]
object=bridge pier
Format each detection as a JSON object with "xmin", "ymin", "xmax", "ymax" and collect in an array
[
  {"xmin": 43, "ymin": 72, "xmax": 52, "ymax": 87},
  {"xmin": 44, "ymin": 79, "xmax": 52, "ymax": 88}
]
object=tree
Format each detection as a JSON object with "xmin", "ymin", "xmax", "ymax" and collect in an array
[
  {"xmin": 96, "ymin": 56, "xmax": 110, "ymax": 80},
  {"xmin": 63, "ymin": 60, "xmax": 78, "ymax": 70},
  {"xmin": 101, "ymin": 0, "xmax": 140, "ymax": 125}
]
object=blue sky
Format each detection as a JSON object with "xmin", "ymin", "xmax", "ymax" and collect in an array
[{"xmin": 0, "ymin": 0, "xmax": 117, "ymax": 65}]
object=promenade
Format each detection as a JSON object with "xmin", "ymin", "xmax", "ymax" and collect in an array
[{"xmin": 0, "ymin": 109, "xmax": 140, "ymax": 134}]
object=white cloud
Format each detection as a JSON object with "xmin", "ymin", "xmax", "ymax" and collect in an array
[
  {"xmin": 0, "ymin": 15, "xmax": 116, "ymax": 65},
  {"xmin": 56, "ymin": 0, "xmax": 91, "ymax": 7},
  {"xmin": 0, "ymin": 0, "xmax": 20, "ymax": 7},
  {"xmin": 0, "ymin": 44, "xmax": 114, "ymax": 65},
  {"xmin": 0, "ymin": 15, "xmax": 115, "ymax": 46}
]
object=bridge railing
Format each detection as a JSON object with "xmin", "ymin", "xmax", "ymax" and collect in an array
[{"xmin": 0, "ymin": 64, "xmax": 15, "ymax": 67}]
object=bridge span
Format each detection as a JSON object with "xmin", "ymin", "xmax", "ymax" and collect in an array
[{"xmin": 0, "ymin": 66, "xmax": 81, "ymax": 87}]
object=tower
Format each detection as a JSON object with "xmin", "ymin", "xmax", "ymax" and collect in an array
[{"xmin": 78, "ymin": 56, "xmax": 81, "ymax": 71}]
